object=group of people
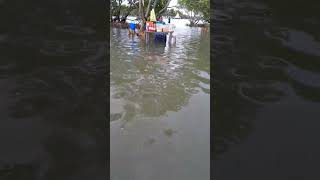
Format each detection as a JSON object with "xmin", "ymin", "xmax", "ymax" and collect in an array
[
  {"xmin": 127, "ymin": 16, "xmax": 168, "ymax": 37},
  {"xmin": 127, "ymin": 16, "xmax": 176, "ymax": 44},
  {"xmin": 128, "ymin": 20, "xmax": 142, "ymax": 37}
]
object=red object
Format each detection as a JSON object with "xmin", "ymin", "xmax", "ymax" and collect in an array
[{"xmin": 146, "ymin": 21, "xmax": 156, "ymax": 32}]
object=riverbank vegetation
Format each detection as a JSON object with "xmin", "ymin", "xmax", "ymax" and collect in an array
[
  {"xmin": 111, "ymin": 0, "xmax": 209, "ymax": 30},
  {"xmin": 178, "ymin": 0, "xmax": 209, "ymax": 25}
]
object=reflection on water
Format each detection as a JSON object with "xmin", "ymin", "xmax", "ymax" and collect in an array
[
  {"xmin": 214, "ymin": 0, "xmax": 320, "ymax": 179},
  {"xmin": 110, "ymin": 27, "xmax": 210, "ymax": 179},
  {"xmin": 0, "ymin": 0, "xmax": 107, "ymax": 179}
]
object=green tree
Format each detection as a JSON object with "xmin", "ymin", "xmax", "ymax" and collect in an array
[
  {"xmin": 111, "ymin": 0, "xmax": 123, "ymax": 20},
  {"xmin": 178, "ymin": 0, "xmax": 209, "ymax": 24},
  {"xmin": 111, "ymin": 0, "xmax": 139, "ymax": 21},
  {"xmin": 138, "ymin": 0, "xmax": 172, "ymax": 31},
  {"xmin": 199, "ymin": 0, "xmax": 209, "ymax": 22},
  {"xmin": 111, "ymin": 0, "xmax": 172, "ymax": 29},
  {"xmin": 164, "ymin": 8, "xmax": 177, "ymax": 17}
]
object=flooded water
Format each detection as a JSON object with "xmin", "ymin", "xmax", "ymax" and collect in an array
[
  {"xmin": 110, "ymin": 24, "xmax": 210, "ymax": 179},
  {"xmin": 0, "ymin": 1, "xmax": 107, "ymax": 179},
  {"xmin": 213, "ymin": 0, "xmax": 320, "ymax": 179}
]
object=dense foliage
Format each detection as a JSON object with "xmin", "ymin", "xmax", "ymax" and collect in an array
[
  {"xmin": 110, "ymin": 0, "xmax": 209, "ymax": 29},
  {"xmin": 111, "ymin": 0, "xmax": 171, "ymax": 19},
  {"xmin": 111, "ymin": 0, "xmax": 172, "ymax": 30},
  {"xmin": 178, "ymin": 0, "xmax": 209, "ymax": 23}
]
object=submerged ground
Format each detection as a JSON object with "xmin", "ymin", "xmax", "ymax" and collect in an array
[{"xmin": 110, "ymin": 20, "xmax": 210, "ymax": 179}]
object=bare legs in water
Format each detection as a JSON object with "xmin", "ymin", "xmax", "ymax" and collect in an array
[{"xmin": 169, "ymin": 32, "xmax": 176, "ymax": 45}]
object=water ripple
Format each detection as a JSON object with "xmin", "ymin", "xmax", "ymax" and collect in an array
[{"xmin": 111, "ymin": 27, "xmax": 209, "ymax": 122}]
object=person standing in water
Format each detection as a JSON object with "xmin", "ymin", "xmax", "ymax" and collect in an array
[
  {"xmin": 128, "ymin": 20, "xmax": 136, "ymax": 36},
  {"xmin": 159, "ymin": 16, "xmax": 165, "ymax": 24}
]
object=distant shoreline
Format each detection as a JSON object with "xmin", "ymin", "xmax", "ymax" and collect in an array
[{"xmin": 110, "ymin": 18, "xmax": 209, "ymax": 29}]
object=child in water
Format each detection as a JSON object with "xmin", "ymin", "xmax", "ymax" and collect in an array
[
  {"xmin": 135, "ymin": 21, "xmax": 146, "ymax": 38},
  {"xmin": 135, "ymin": 27, "xmax": 139, "ymax": 36},
  {"xmin": 128, "ymin": 20, "xmax": 136, "ymax": 36},
  {"xmin": 135, "ymin": 23, "xmax": 141, "ymax": 36}
]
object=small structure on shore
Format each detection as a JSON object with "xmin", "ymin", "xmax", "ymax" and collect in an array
[{"xmin": 173, "ymin": 13, "xmax": 181, "ymax": 19}]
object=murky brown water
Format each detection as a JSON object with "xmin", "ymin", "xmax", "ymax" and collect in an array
[{"xmin": 110, "ymin": 25, "xmax": 210, "ymax": 179}]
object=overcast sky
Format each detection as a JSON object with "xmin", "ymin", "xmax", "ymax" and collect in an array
[{"xmin": 169, "ymin": 0, "xmax": 178, "ymax": 7}]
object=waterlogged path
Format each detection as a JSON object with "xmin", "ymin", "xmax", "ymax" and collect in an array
[{"xmin": 110, "ymin": 22, "xmax": 210, "ymax": 179}]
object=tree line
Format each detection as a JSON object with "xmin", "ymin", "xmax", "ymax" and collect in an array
[{"xmin": 111, "ymin": 0, "xmax": 209, "ymax": 26}]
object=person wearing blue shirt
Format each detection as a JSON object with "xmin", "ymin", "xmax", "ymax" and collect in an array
[{"xmin": 128, "ymin": 20, "xmax": 136, "ymax": 36}]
